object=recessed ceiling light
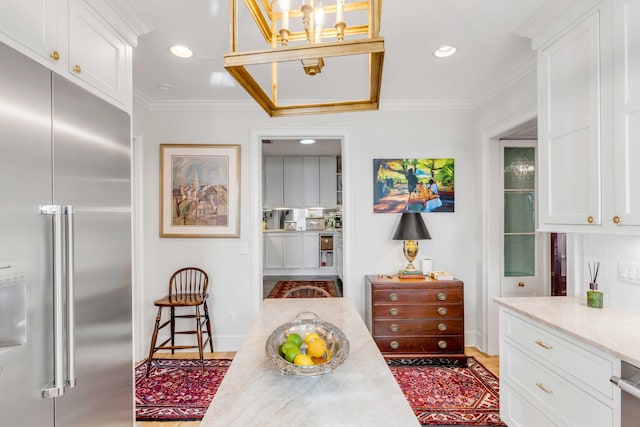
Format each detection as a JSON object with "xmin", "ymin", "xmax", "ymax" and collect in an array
[
  {"xmin": 170, "ymin": 45, "xmax": 194, "ymax": 58},
  {"xmin": 157, "ymin": 83, "xmax": 173, "ymax": 91},
  {"xmin": 433, "ymin": 45, "xmax": 457, "ymax": 58},
  {"xmin": 299, "ymin": 139, "xmax": 316, "ymax": 145}
]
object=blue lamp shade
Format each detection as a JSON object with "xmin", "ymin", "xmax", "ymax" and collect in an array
[{"xmin": 392, "ymin": 212, "xmax": 431, "ymax": 241}]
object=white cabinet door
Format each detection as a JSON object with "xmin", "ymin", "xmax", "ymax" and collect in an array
[
  {"xmin": 303, "ymin": 156, "xmax": 319, "ymax": 207},
  {"xmin": 303, "ymin": 233, "xmax": 320, "ymax": 269},
  {"xmin": 319, "ymin": 156, "xmax": 337, "ymax": 207},
  {"xmin": 282, "ymin": 233, "xmax": 302, "ymax": 268},
  {"xmin": 613, "ymin": 0, "xmax": 640, "ymax": 227},
  {"xmin": 538, "ymin": 11, "xmax": 602, "ymax": 226},
  {"xmin": 0, "ymin": 0, "xmax": 61, "ymax": 67},
  {"xmin": 264, "ymin": 234, "xmax": 284, "ymax": 269},
  {"xmin": 283, "ymin": 157, "xmax": 303, "ymax": 207},
  {"xmin": 335, "ymin": 232, "xmax": 343, "ymax": 279},
  {"xmin": 263, "ymin": 156, "xmax": 284, "ymax": 208},
  {"xmin": 67, "ymin": 0, "xmax": 130, "ymax": 109}
]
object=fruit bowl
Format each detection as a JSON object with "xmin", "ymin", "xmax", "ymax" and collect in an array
[{"xmin": 265, "ymin": 311, "xmax": 350, "ymax": 376}]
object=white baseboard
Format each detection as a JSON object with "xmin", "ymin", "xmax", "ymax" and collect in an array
[{"xmin": 214, "ymin": 334, "xmax": 245, "ymax": 352}]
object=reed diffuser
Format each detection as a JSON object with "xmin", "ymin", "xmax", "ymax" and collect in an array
[{"xmin": 587, "ymin": 261, "xmax": 603, "ymax": 308}]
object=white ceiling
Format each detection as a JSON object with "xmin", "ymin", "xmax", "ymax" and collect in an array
[{"xmin": 132, "ymin": 0, "xmax": 548, "ymax": 107}]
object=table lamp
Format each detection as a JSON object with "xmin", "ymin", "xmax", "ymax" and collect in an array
[{"xmin": 392, "ymin": 212, "xmax": 431, "ymax": 272}]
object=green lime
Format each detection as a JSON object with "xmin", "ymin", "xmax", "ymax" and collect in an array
[
  {"xmin": 284, "ymin": 346, "xmax": 301, "ymax": 363},
  {"xmin": 286, "ymin": 333, "xmax": 303, "ymax": 347},
  {"xmin": 280, "ymin": 341, "xmax": 298, "ymax": 357}
]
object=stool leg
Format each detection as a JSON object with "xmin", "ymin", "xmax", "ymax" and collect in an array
[
  {"xmin": 145, "ymin": 306, "xmax": 163, "ymax": 377},
  {"xmin": 170, "ymin": 307, "xmax": 176, "ymax": 355},
  {"xmin": 203, "ymin": 300, "xmax": 214, "ymax": 352},
  {"xmin": 195, "ymin": 305, "xmax": 204, "ymax": 374}
]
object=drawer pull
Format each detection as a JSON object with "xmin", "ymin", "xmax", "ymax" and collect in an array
[
  {"xmin": 518, "ymin": 282, "xmax": 525, "ymax": 287},
  {"xmin": 438, "ymin": 323, "xmax": 447, "ymax": 331},
  {"xmin": 50, "ymin": 51, "xmax": 60, "ymax": 61},
  {"xmin": 437, "ymin": 292, "xmax": 446, "ymax": 301},
  {"xmin": 613, "ymin": 216, "xmax": 621, "ymax": 224},
  {"xmin": 72, "ymin": 64, "xmax": 82, "ymax": 74},
  {"xmin": 536, "ymin": 382, "xmax": 553, "ymax": 394},
  {"xmin": 389, "ymin": 293, "xmax": 398, "ymax": 301},
  {"xmin": 437, "ymin": 307, "xmax": 447, "ymax": 316},
  {"xmin": 390, "ymin": 324, "xmax": 399, "ymax": 332},
  {"xmin": 390, "ymin": 341, "xmax": 399, "ymax": 350},
  {"xmin": 438, "ymin": 340, "xmax": 447, "ymax": 349},
  {"xmin": 389, "ymin": 308, "xmax": 399, "ymax": 316},
  {"xmin": 535, "ymin": 340, "xmax": 553, "ymax": 350}
]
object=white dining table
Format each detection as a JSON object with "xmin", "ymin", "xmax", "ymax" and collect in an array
[{"xmin": 200, "ymin": 297, "xmax": 420, "ymax": 427}]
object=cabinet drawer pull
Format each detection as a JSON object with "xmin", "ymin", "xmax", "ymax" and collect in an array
[
  {"xmin": 518, "ymin": 282, "xmax": 525, "ymax": 287},
  {"xmin": 438, "ymin": 340, "xmax": 447, "ymax": 349},
  {"xmin": 587, "ymin": 216, "xmax": 594, "ymax": 224},
  {"xmin": 50, "ymin": 51, "xmax": 60, "ymax": 61},
  {"xmin": 390, "ymin": 324, "xmax": 399, "ymax": 332},
  {"xmin": 613, "ymin": 216, "xmax": 621, "ymax": 224},
  {"xmin": 438, "ymin": 323, "xmax": 447, "ymax": 331},
  {"xmin": 389, "ymin": 293, "xmax": 398, "ymax": 301},
  {"xmin": 437, "ymin": 307, "xmax": 447, "ymax": 316},
  {"xmin": 389, "ymin": 308, "xmax": 399, "ymax": 316},
  {"xmin": 437, "ymin": 292, "xmax": 446, "ymax": 301},
  {"xmin": 536, "ymin": 382, "xmax": 553, "ymax": 394},
  {"xmin": 72, "ymin": 64, "xmax": 82, "ymax": 74},
  {"xmin": 390, "ymin": 341, "xmax": 399, "ymax": 350},
  {"xmin": 535, "ymin": 340, "xmax": 553, "ymax": 350}
]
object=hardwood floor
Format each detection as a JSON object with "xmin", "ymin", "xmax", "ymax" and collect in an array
[{"xmin": 135, "ymin": 347, "xmax": 499, "ymax": 427}]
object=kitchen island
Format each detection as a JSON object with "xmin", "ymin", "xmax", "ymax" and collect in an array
[{"xmin": 200, "ymin": 298, "xmax": 419, "ymax": 426}]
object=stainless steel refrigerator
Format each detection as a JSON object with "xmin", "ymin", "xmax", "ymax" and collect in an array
[{"xmin": 0, "ymin": 41, "xmax": 133, "ymax": 426}]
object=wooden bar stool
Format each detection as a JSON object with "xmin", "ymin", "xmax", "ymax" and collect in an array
[
  {"xmin": 145, "ymin": 267, "xmax": 213, "ymax": 377},
  {"xmin": 282, "ymin": 285, "xmax": 332, "ymax": 298}
]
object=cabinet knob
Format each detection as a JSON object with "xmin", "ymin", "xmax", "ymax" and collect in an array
[
  {"xmin": 518, "ymin": 282, "xmax": 525, "ymax": 287},
  {"xmin": 437, "ymin": 307, "xmax": 447, "ymax": 316},
  {"xmin": 389, "ymin": 293, "xmax": 398, "ymax": 301},
  {"xmin": 437, "ymin": 292, "xmax": 446, "ymax": 301},
  {"xmin": 389, "ymin": 341, "xmax": 399, "ymax": 350},
  {"xmin": 587, "ymin": 216, "xmax": 594, "ymax": 224},
  {"xmin": 389, "ymin": 308, "xmax": 399, "ymax": 316},
  {"xmin": 438, "ymin": 323, "xmax": 447, "ymax": 332},
  {"xmin": 390, "ymin": 324, "xmax": 399, "ymax": 332},
  {"xmin": 613, "ymin": 216, "xmax": 621, "ymax": 224},
  {"xmin": 438, "ymin": 340, "xmax": 447, "ymax": 349},
  {"xmin": 73, "ymin": 65, "xmax": 82, "ymax": 74},
  {"xmin": 50, "ymin": 51, "xmax": 60, "ymax": 61}
]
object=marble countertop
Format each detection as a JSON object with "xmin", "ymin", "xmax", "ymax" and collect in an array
[
  {"xmin": 495, "ymin": 296, "xmax": 640, "ymax": 367},
  {"xmin": 200, "ymin": 297, "xmax": 419, "ymax": 427}
]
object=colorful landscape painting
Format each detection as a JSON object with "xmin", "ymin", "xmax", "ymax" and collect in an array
[{"xmin": 373, "ymin": 158, "xmax": 455, "ymax": 213}]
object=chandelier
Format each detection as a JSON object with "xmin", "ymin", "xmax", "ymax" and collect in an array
[{"xmin": 224, "ymin": 0, "xmax": 384, "ymax": 117}]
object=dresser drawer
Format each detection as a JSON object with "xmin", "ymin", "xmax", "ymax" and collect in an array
[
  {"xmin": 375, "ymin": 336, "xmax": 463, "ymax": 354},
  {"xmin": 373, "ymin": 319, "xmax": 463, "ymax": 336},
  {"xmin": 502, "ymin": 311, "xmax": 615, "ymax": 400},
  {"xmin": 372, "ymin": 288, "xmax": 462, "ymax": 304},
  {"xmin": 502, "ymin": 343, "xmax": 614, "ymax": 427},
  {"xmin": 373, "ymin": 304, "xmax": 462, "ymax": 319}
]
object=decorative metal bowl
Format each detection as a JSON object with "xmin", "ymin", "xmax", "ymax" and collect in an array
[{"xmin": 265, "ymin": 311, "xmax": 350, "ymax": 376}]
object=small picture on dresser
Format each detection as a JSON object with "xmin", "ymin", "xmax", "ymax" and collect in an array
[{"xmin": 373, "ymin": 158, "xmax": 455, "ymax": 213}]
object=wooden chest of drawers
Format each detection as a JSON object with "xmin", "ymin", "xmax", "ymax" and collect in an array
[{"xmin": 365, "ymin": 275, "xmax": 465, "ymax": 358}]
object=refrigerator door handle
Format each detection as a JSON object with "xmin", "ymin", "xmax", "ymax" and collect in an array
[
  {"xmin": 64, "ymin": 205, "xmax": 76, "ymax": 389},
  {"xmin": 39, "ymin": 205, "xmax": 65, "ymax": 399}
]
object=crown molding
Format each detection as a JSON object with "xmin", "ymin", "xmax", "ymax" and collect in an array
[
  {"xmin": 473, "ymin": 53, "xmax": 537, "ymax": 108},
  {"xmin": 379, "ymin": 100, "xmax": 475, "ymax": 111},
  {"xmin": 82, "ymin": 0, "xmax": 154, "ymax": 46}
]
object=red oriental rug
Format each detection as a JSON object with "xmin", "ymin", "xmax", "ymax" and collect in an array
[
  {"xmin": 135, "ymin": 358, "xmax": 232, "ymax": 421},
  {"xmin": 388, "ymin": 357, "xmax": 506, "ymax": 426},
  {"xmin": 266, "ymin": 280, "xmax": 339, "ymax": 298}
]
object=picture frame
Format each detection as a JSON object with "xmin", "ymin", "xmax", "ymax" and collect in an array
[
  {"xmin": 373, "ymin": 158, "xmax": 455, "ymax": 213},
  {"xmin": 160, "ymin": 144, "xmax": 240, "ymax": 237}
]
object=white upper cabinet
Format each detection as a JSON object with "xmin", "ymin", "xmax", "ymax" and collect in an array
[
  {"xmin": 612, "ymin": 0, "xmax": 640, "ymax": 227},
  {"xmin": 283, "ymin": 157, "xmax": 304, "ymax": 208},
  {"xmin": 535, "ymin": 0, "xmax": 640, "ymax": 234},
  {"xmin": 538, "ymin": 10, "xmax": 602, "ymax": 227},
  {"xmin": 263, "ymin": 156, "xmax": 284, "ymax": 208},
  {"xmin": 319, "ymin": 156, "xmax": 338, "ymax": 207},
  {"xmin": 302, "ymin": 156, "xmax": 320, "ymax": 207},
  {"xmin": 275, "ymin": 156, "xmax": 336, "ymax": 208}
]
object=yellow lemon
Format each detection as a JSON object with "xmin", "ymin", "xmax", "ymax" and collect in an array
[
  {"xmin": 293, "ymin": 353, "xmax": 314, "ymax": 366},
  {"xmin": 306, "ymin": 337, "xmax": 327, "ymax": 358},
  {"xmin": 304, "ymin": 332, "xmax": 320, "ymax": 345}
]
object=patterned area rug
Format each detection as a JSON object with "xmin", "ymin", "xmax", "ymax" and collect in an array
[
  {"xmin": 388, "ymin": 357, "xmax": 506, "ymax": 426},
  {"xmin": 266, "ymin": 280, "xmax": 339, "ymax": 298},
  {"xmin": 135, "ymin": 358, "xmax": 232, "ymax": 421}
]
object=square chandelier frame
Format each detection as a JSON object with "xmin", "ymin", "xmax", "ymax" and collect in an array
[{"xmin": 224, "ymin": 0, "xmax": 384, "ymax": 117}]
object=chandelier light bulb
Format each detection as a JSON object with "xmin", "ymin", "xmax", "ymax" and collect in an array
[
  {"xmin": 279, "ymin": 0, "xmax": 290, "ymax": 30},
  {"xmin": 336, "ymin": 0, "xmax": 345, "ymax": 23},
  {"xmin": 314, "ymin": 6, "xmax": 324, "ymax": 43}
]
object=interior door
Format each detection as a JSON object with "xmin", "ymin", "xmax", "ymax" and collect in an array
[{"xmin": 500, "ymin": 140, "xmax": 544, "ymax": 297}]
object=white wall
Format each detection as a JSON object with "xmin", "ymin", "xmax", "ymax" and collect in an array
[{"xmin": 132, "ymin": 104, "xmax": 480, "ymax": 360}]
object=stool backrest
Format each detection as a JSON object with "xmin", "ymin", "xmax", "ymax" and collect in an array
[
  {"xmin": 169, "ymin": 267, "xmax": 209, "ymax": 296},
  {"xmin": 282, "ymin": 285, "xmax": 332, "ymax": 298}
]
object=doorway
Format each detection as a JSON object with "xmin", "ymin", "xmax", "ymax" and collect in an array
[{"xmin": 261, "ymin": 138, "xmax": 344, "ymax": 299}]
